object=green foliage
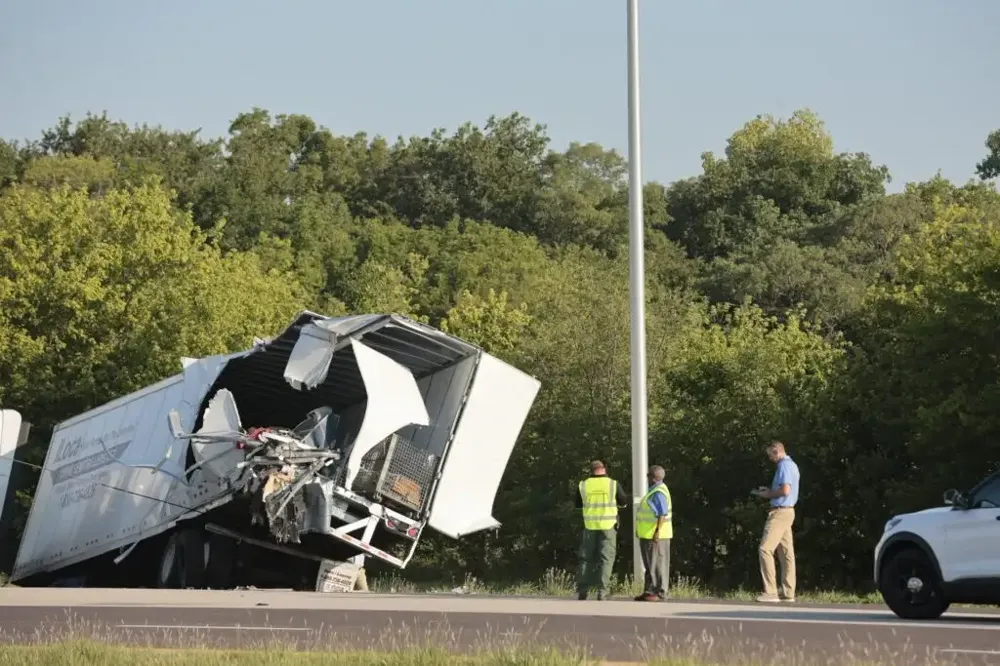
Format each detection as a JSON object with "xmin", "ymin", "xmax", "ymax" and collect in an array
[
  {"xmin": 3, "ymin": 106, "xmax": 1000, "ymax": 594},
  {"xmin": 665, "ymin": 110, "xmax": 889, "ymax": 260},
  {"xmin": 854, "ymin": 201, "xmax": 1000, "ymax": 506},
  {"xmin": 655, "ymin": 303, "xmax": 846, "ymax": 588},
  {"xmin": 440, "ymin": 289, "xmax": 532, "ymax": 357},
  {"xmin": 976, "ymin": 128, "xmax": 1000, "ymax": 181}
]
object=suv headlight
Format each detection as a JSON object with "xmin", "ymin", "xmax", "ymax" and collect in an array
[{"xmin": 884, "ymin": 517, "xmax": 902, "ymax": 532}]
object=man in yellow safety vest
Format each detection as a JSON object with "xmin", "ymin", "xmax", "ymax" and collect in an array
[
  {"xmin": 634, "ymin": 464, "xmax": 672, "ymax": 602},
  {"xmin": 575, "ymin": 459, "xmax": 629, "ymax": 600}
]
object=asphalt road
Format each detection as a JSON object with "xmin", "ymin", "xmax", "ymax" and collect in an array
[{"xmin": 2, "ymin": 588, "xmax": 1000, "ymax": 664}]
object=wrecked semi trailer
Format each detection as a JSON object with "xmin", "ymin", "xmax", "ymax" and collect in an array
[{"xmin": 9, "ymin": 312, "xmax": 541, "ymax": 591}]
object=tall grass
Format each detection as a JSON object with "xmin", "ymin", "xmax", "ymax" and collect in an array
[
  {"xmin": 368, "ymin": 568, "xmax": 882, "ymax": 605},
  {"xmin": 0, "ymin": 613, "xmax": 953, "ymax": 666}
]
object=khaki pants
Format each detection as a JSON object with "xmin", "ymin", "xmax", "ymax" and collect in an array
[{"xmin": 758, "ymin": 507, "xmax": 795, "ymax": 598}]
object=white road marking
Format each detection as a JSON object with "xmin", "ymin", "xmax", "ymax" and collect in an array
[
  {"xmin": 116, "ymin": 624, "xmax": 313, "ymax": 632},
  {"xmin": 937, "ymin": 649, "xmax": 1000, "ymax": 655},
  {"xmin": 680, "ymin": 613, "xmax": 1000, "ymax": 632}
]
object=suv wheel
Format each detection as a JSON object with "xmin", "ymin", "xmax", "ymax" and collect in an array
[{"xmin": 879, "ymin": 547, "xmax": 950, "ymax": 620}]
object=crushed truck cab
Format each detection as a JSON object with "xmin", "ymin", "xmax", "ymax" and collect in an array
[{"xmin": 10, "ymin": 312, "xmax": 541, "ymax": 591}]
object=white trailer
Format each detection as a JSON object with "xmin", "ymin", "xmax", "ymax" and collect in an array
[
  {"xmin": 0, "ymin": 409, "xmax": 31, "ymax": 522},
  {"xmin": 9, "ymin": 312, "xmax": 541, "ymax": 591}
]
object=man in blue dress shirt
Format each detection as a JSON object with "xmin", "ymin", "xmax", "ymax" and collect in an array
[{"xmin": 753, "ymin": 439, "xmax": 800, "ymax": 603}]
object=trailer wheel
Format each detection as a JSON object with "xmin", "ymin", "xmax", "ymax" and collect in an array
[
  {"xmin": 205, "ymin": 533, "xmax": 236, "ymax": 589},
  {"xmin": 156, "ymin": 528, "xmax": 207, "ymax": 589}
]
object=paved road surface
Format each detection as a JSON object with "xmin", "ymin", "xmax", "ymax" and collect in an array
[{"xmin": 2, "ymin": 588, "xmax": 1000, "ymax": 664}]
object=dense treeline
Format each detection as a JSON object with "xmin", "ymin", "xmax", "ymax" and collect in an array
[{"xmin": 2, "ymin": 108, "xmax": 1000, "ymax": 592}]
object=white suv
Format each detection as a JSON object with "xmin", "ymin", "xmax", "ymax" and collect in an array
[{"xmin": 874, "ymin": 470, "xmax": 1000, "ymax": 619}]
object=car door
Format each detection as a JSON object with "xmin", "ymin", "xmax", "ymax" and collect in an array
[{"xmin": 943, "ymin": 474, "xmax": 1000, "ymax": 581}]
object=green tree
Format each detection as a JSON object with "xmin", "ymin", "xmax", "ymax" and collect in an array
[
  {"xmin": 0, "ymin": 139, "xmax": 19, "ymax": 188},
  {"xmin": 790, "ymin": 197, "xmax": 1000, "ymax": 588},
  {"xmin": 976, "ymin": 129, "xmax": 1000, "ymax": 181},
  {"xmin": 27, "ymin": 113, "xmax": 225, "ymax": 220},
  {"xmin": 0, "ymin": 180, "xmax": 304, "ymax": 434},
  {"xmin": 862, "ymin": 200, "xmax": 1000, "ymax": 502},
  {"xmin": 440, "ymin": 288, "xmax": 532, "ymax": 357},
  {"xmin": 664, "ymin": 109, "xmax": 889, "ymax": 260},
  {"xmin": 365, "ymin": 113, "xmax": 549, "ymax": 233},
  {"xmin": 652, "ymin": 303, "xmax": 845, "ymax": 589}
]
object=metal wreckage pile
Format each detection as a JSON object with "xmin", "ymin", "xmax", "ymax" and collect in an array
[{"xmin": 192, "ymin": 391, "xmax": 436, "ymax": 545}]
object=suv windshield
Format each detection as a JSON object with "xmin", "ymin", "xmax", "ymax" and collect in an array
[{"xmin": 967, "ymin": 470, "xmax": 1000, "ymax": 508}]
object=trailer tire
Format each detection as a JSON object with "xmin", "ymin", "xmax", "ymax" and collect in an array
[
  {"xmin": 205, "ymin": 533, "xmax": 236, "ymax": 589},
  {"xmin": 156, "ymin": 528, "xmax": 207, "ymax": 589}
]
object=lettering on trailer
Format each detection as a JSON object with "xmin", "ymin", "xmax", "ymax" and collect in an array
[
  {"xmin": 49, "ymin": 425, "xmax": 136, "ymax": 484},
  {"xmin": 50, "ymin": 441, "xmax": 132, "ymax": 485},
  {"xmin": 57, "ymin": 470, "xmax": 112, "ymax": 509}
]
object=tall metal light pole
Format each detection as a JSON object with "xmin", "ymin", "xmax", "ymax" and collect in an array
[{"xmin": 626, "ymin": 0, "xmax": 649, "ymax": 588}]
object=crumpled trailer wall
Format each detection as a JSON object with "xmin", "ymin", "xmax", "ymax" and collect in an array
[{"xmin": 9, "ymin": 312, "xmax": 541, "ymax": 589}]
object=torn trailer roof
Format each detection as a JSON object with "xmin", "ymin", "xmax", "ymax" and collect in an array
[{"xmin": 10, "ymin": 311, "xmax": 541, "ymax": 584}]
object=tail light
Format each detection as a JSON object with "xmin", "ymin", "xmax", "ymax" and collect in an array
[{"xmin": 385, "ymin": 517, "xmax": 420, "ymax": 539}]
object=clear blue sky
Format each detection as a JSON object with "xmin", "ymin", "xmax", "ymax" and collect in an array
[{"xmin": 2, "ymin": 0, "xmax": 997, "ymax": 192}]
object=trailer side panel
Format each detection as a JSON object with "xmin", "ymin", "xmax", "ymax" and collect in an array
[{"xmin": 11, "ymin": 377, "xmax": 191, "ymax": 580}]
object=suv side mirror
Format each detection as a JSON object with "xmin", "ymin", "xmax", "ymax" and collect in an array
[{"xmin": 944, "ymin": 488, "xmax": 967, "ymax": 508}]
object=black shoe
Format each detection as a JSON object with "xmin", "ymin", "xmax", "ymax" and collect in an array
[{"xmin": 577, "ymin": 593, "xmax": 587, "ymax": 600}]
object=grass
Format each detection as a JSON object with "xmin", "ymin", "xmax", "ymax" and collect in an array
[
  {"xmin": 0, "ymin": 610, "xmax": 956, "ymax": 666},
  {"xmin": 0, "ymin": 636, "xmax": 952, "ymax": 666},
  {"xmin": 14, "ymin": 641, "xmax": 838, "ymax": 666},
  {"xmin": 367, "ymin": 567, "xmax": 883, "ymax": 605},
  {"xmin": 0, "ymin": 562, "xmax": 880, "ymax": 604},
  {"xmin": 0, "ymin": 564, "xmax": 880, "ymax": 604},
  {"xmin": 0, "ymin": 642, "xmax": 596, "ymax": 666}
]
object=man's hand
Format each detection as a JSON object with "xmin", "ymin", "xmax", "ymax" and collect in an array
[{"xmin": 755, "ymin": 486, "xmax": 769, "ymax": 498}]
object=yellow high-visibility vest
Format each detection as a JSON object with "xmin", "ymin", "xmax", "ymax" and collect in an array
[
  {"xmin": 579, "ymin": 476, "xmax": 619, "ymax": 531},
  {"xmin": 635, "ymin": 483, "xmax": 672, "ymax": 540}
]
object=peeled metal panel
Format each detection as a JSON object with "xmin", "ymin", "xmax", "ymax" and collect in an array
[
  {"xmin": 427, "ymin": 353, "xmax": 541, "ymax": 539},
  {"xmin": 396, "ymin": 356, "xmax": 478, "ymax": 457},
  {"xmin": 343, "ymin": 339, "xmax": 430, "ymax": 491},
  {"xmin": 190, "ymin": 389, "xmax": 246, "ymax": 481},
  {"xmin": 181, "ymin": 352, "xmax": 245, "ymax": 425},
  {"xmin": 283, "ymin": 316, "xmax": 390, "ymax": 392},
  {"xmin": 283, "ymin": 324, "xmax": 336, "ymax": 391}
]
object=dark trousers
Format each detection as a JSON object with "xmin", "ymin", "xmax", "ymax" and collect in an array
[
  {"xmin": 576, "ymin": 528, "xmax": 617, "ymax": 598},
  {"xmin": 639, "ymin": 537, "xmax": 671, "ymax": 596}
]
